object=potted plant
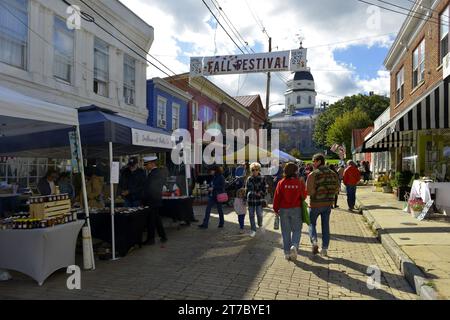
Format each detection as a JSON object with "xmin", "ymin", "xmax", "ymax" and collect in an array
[{"xmin": 408, "ymin": 198, "xmax": 425, "ymax": 218}]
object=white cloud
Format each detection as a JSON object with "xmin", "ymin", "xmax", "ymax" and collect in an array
[{"xmin": 120, "ymin": 0, "xmax": 410, "ymax": 111}]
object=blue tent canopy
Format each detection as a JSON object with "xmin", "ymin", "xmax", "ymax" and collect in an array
[
  {"xmin": 0, "ymin": 106, "xmax": 173, "ymax": 158},
  {"xmin": 272, "ymin": 149, "xmax": 297, "ymax": 163}
]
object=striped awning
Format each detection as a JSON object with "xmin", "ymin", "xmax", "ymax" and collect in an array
[{"xmin": 363, "ymin": 78, "xmax": 449, "ymax": 152}]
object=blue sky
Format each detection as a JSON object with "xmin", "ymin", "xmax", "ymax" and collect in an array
[{"xmin": 333, "ymin": 45, "xmax": 389, "ymax": 80}]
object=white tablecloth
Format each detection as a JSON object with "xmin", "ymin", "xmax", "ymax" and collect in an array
[
  {"xmin": 0, "ymin": 220, "xmax": 84, "ymax": 285},
  {"xmin": 409, "ymin": 180, "xmax": 450, "ymax": 212}
]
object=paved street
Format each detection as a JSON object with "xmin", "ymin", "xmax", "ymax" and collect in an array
[{"xmin": 0, "ymin": 195, "xmax": 416, "ymax": 300}]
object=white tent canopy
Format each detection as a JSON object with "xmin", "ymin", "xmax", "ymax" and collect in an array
[
  {"xmin": 0, "ymin": 85, "xmax": 78, "ymax": 135},
  {"xmin": 0, "ymin": 85, "xmax": 94, "ymax": 270}
]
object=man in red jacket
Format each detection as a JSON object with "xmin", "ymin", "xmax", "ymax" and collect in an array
[{"xmin": 343, "ymin": 160, "xmax": 361, "ymax": 212}]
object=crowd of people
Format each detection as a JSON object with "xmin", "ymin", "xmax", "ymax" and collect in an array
[
  {"xmin": 197, "ymin": 155, "xmax": 365, "ymax": 262},
  {"xmin": 35, "ymin": 154, "xmax": 367, "ymax": 260}
]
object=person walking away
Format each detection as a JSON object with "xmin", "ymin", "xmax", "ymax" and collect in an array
[
  {"xmin": 329, "ymin": 165, "xmax": 340, "ymax": 208},
  {"xmin": 198, "ymin": 165, "xmax": 226, "ymax": 229},
  {"xmin": 306, "ymin": 154, "xmax": 340, "ymax": 257},
  {"xmin": 246, "ymin": 162, "xmax": 266, "ymax": 237},
  {"xmin": 118, "ymin": 157, "xmax": 146, "ymax": 208},
  {"xmin": 234, "ymin": 188, "xmax": 247, "ymax": 234},
  {"xmin": 142, "ymin": 156, "xmax": 167, "ymax": 245},
  {"xmin": 273, "ymin": 162, "xmax": 307, "ymax": 261},
  {"xmin": 343, "ymin": 160, "xmax": 361, "ymax": 212}
]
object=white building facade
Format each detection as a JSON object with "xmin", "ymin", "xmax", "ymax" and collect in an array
[
  {"xmin": 0, "ymin": 0, "xmax": 153, "ymax": 123},
  {"xmin": 0, "ymin": 0, "xmax": 154, "ymax": 186}
]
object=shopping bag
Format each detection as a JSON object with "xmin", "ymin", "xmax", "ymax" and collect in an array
[
  {"xmin": 302, "ymin": 200, "xmax": 310, "ymax": 225},
  {"xmin": 274, "ymin": 215, "xmax": 280, "ymax": 230}
]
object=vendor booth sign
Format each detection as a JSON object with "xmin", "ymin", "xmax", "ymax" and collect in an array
[
  {"xmin": 132, "ymin": 129, "xmax": 174, "ymax": 149},
  {"xmin": 190, "ymin": 49, "xmax": 307, "ymax": 77}
]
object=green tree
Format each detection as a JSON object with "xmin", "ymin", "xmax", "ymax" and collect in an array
[
  {"xmin": 289, "ymin": 148, "xmax": 301, "ymax": 159},
  {"xmin": 314, "ymin": 94, "xmax": 389, "ymax": 148},
  {"xmin": 325, "ymin": 108, "xmax": 372, "ymax": 153},
  {"xmin": 279, "ymin": 131, "xmax": 289, "ymax": 147}
]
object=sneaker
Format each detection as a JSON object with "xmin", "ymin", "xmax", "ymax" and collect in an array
[
  {"xmin": 218, "ymin": 225, "xmax": 224, "ymax": 229},
  {"xmin": 321, "ymin": 249, "xmax": 328, "ymax": 257},
  {"xmin": 198, "ymin": 224, "xmax": 208, "ymax": 229},
  {"xmin": 250, "ymin": 231, "xmax": 256, "ymax": 238},
  {"xmin": 312, "ymin": 243, "xmax": 319, "ymax": 255},
  {"xmin": 290, "ymin": 246, "xmax": 298, "ymax": 261},
  {"xmin": 284, "ymin": 254, "xmax": 291, "ymax": 261},
  {"xmin": 239, "ymin": 229, "xmax": 245, "ymax": 234},
  {"xmin": 260, "ymin": 226, "xmax": 266, "ymax": 233}
]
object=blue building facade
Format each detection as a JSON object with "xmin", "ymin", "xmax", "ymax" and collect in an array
[{"xmin": 146, "ymin": 78, "xmax": 191, "ymax": 133}]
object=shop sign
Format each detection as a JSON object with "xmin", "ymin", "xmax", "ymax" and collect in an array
[
  {"xmin": 190, "ymin": 49, "xmax": 307, "ymax": 77},
  {"xmin": 444, "ymin": 53, "xmax": 450, "ymax": 80},
  {"xmin": 417, "ymin": 200, "xmax": 434, "ymax": 221},
  {"xmin": 132, "ymin": 128, "xmax": 174, "ymax": 149}
]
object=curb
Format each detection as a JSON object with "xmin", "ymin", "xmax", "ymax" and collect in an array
[{"xmin": 362, "ymin": 208, "xmax": 439, "ymax": 300}]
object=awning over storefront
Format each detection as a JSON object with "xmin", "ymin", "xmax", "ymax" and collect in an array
[{"xmin": 362, "ymin": 78, "xmax": 449, "ymax": 153}]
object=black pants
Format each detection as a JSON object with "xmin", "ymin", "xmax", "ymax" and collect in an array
[{"xmin": 146, "ymin": 207, "xmax": 167, "ymax": 242}]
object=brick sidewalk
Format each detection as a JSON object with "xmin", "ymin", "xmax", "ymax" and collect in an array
[{"xmin": 0, "ymin": 195, "xmax": 416, "ymax": 300}]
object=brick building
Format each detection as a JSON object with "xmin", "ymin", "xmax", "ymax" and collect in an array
[{"xmin": 365, "ymin": 0, "xmax": 450, "ymax": 180}]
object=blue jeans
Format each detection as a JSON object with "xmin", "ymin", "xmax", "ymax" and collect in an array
[
  {"xmin": 124, "ymin": 199, "xmax": 141, "ymax": 208},
  {"xmin": 346, "ymin": 185, "xmax": 357, "ymax": 209},
  {"xmin": 202, "ymin": 196, "xmax": 224, "ymax": 227},
  {"xmin": 309, "ymin": 206, "xmax": 332, "ymax": 250},
  {"xmin": 279, "ymin": 207, "xmax": 302, "ymax": 254},
  {"xmin": 238, "ymin": 214, "xmax": 245, "ymax": 229},
  {"xmin": 248, "ymin": 206, "xmax": 263, "ymax": 232}
]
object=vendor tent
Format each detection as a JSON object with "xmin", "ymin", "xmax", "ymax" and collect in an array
[
  {"xmin": 0, "ymin": 105, "xmax": 174, "ymax": 158},
  {"xmin": 0, "ymin": 85, "xmax": 95, "ymax": 270},
  {"xmin": 271, "ymin": 149, "xmax": 297, "ymax": 163}
]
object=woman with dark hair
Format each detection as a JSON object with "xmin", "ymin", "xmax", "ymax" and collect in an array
[
  {"xmin": 273, "ymin": 162, "xmax": 307, "ymax": 261},
  {"xmin": 198, "ymin": 165, "xmax": 226, "ymax": 229}
]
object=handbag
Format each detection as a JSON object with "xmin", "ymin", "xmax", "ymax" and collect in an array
[
  {"xmin": 216, "ymin": 193, "xmax": 229, "ymax": 203},
  {"xmin": 274, "ymin": 215, "xmax": 280, "ymax": 230},
  {"xmin": 302, "ymin": 199, "xmax": 310, "ymax": 225}
]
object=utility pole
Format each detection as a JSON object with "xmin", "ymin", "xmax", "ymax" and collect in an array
[{"xmin": 265, "ymin": 37, "xmax": 272, "ymax": 121}]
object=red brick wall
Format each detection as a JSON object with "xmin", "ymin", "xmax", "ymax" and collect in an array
[{"xmin": 390, "ymin": 0, "xmax": 449, "ymax": 117}]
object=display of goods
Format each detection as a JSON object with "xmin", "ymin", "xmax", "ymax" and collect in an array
[
  {"xmin": 0, "ymin": 213, "xmax": 77, "ymax": 230},
  {"xmin": 29, "ymin": 194, "xmax": 71, "ymax": 220}
]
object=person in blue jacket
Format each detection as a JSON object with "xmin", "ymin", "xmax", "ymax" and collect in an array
[{"xmin": 199, "ymin": 165, "xmax": 225, "ymax": 229}]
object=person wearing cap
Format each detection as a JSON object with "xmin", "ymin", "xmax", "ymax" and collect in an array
[
  {"xmin": 118, "ymin": 157, "xmax": 146, "ymax": 208},
  {"xmin": 142, "ymin": 156, "xmax": 167, "ymax": 244}
]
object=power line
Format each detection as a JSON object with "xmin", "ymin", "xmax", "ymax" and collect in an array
[
  {"xmin": 77, "ymin": 0, "xmax": 177, "ymax": 76},
  {"xmin": 0, "ymin": 0, "xmax": 105, "ymax": 83},
  {"xmin": 355, "ymin": 0, "xmax": 441, "ymax": 26},
  {"xmin": 209, "ymin": 0, "xmax": 253, "ymax": 54},
  {"xmin": 244, "ymin": 0, "xmax": 269, "ymax": 39},
  {"xmin": 201, "ymin": 0, "xmax": 246, "ymax": 54},
  {"xmin": 61, "ymin": 0, "xmax": 173, "ymax": 78},
  {"xmin": 403, "ymin": 0, "xmax": 450, "ymax": 19}
]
